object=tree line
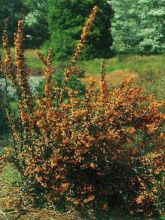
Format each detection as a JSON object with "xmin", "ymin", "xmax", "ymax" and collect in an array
[{"xmin": 0, "ymin": 0, "xmax": 165, "ymax": 59}]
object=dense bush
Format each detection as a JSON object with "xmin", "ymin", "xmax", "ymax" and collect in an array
[
  {"xmin": 1, "ymin": 7, "xmax": 165, "ymax": 218},
  {"xmin": 22, "ymin": 79, "xmax": 164, "ymax": 216}
]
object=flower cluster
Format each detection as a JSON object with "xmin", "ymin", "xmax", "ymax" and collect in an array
[
  {"xmin": 71, "ymin": 5, "xmax": 99, "ymax": 66},
  {"xmin": 65, "ymin": 5, "xmax": 98, "ymax": 81}
]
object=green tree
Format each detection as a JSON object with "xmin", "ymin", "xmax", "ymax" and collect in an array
[
  {"xmin": 138, "ymin": 0, "xmax": 165, "ymax": 53},
  {"xmin": 111, "ymin": 0, "xmax": 165, "ymax": 54},
  {"xmin": 23, "ymin": 0, "xmax": 49, "ymax": 48},
  {"xmin": 47, "ymin": 0, "xmax": 113, "ymax": 60}
]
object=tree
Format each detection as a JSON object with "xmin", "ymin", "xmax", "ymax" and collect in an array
[
  {"xmin": 23, "ymin": 0, "xmax": 49, "ymax": 48},
  {"xmin": 138, "ymin": 0, "xmax": 165, "ymax": 54},
  {"xmin": 111, "ymin": 0, "xmax": 165, "ymax": 54},
  {"xmin": 47, "ymin": 0, "xmax": 113, "ymax": 60}
]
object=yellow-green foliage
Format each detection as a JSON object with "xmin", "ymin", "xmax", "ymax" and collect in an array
[{"xmin": 1, "ymin": 163, "xmax": 22, "ymax": 185}]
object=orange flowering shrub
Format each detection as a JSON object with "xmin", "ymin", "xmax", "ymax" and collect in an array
[{"xmin": 1, "ymin": 6, "xmax": 165, "ymax": 218}]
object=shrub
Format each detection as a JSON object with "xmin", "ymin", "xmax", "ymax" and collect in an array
[
  {"xmin": 23, "ymin": 0, "xmax": 49, "ymax": 48},
  {"xmin": 1, "ymin": 6, "xmax": 165, "ymax": 218}
]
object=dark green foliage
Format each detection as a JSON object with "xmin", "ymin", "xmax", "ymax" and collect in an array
[
  {"xmin": 0, "ymin": 0, "xmax": 25, "ymax": 46},
  {"xmin": 47, "ymin": 0, "xmax": 113, "ymax": 60},
  {"xmin": 36, "ymin": 72, "xmax": 86, "ymax": 98},
  {"xmin": 0, "ymin": 0, "xmax": 49, "ymax": 48}
]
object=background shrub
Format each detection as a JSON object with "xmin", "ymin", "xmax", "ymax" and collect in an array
[
  {"xmin": 23, "ymin": 0, "xmax": 49, "ymax": 48},
  {"xmin": 36, "ymin": 72, "xmax": 86, "ymax": 98}
]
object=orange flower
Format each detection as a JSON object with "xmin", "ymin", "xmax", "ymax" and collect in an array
[
  {"xmin": 135, "ymin": 195, "xmax": 145, "ymax": 204},
  {"xmin": 160, "ymin": 132, "xmax": 165, "ymax": 139},
  {"xmin": 83, "ymin": 195, "xmax": 95, "ymax": 204},
  {"xmin": 89, "ymin": 163, "xmax": 96, "ymax": 169},
  {"xmin": 36, "ymin": 120, "xmax": 44, "ymax": 128},
  {"xmin": 5, "ymin": 147, "xmax": 11, "ymax": 157},
  {"xmin": 50, "ymin": 158, "xmax": 58, "ymax": 168},
  {"xmin": 60, "ymin": 183, "xmax": 70, "ymax": 192}
]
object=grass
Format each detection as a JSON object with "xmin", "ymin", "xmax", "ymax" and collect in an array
[
  {"xmin": 78, "ymin": 57, "xmax": 126, "ymax": 76},
  {"xmin": 76, "ymin": 54, "xmax": 165, "ymax": 76},
  {"xmin": 80, "ymin": 54, "xmax": 165, "ymax": 100},
  {"xmin": 25, "ymin": 49, "xmax": 44, "ymax": 69},
  {"xmin": 1, "ymin": 163, "xmax": 22, "ymax": 185}
]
